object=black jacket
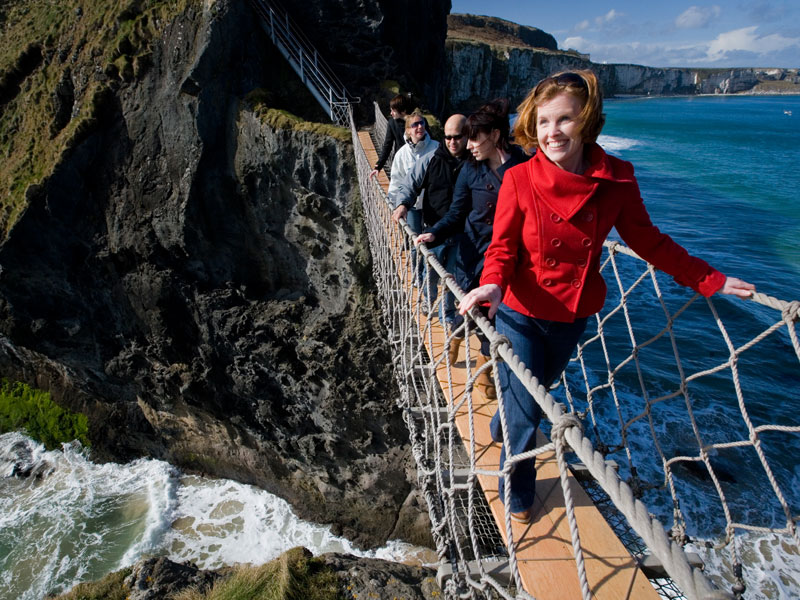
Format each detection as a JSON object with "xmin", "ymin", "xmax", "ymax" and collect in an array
[
  {"xmin": 419, "ymin": 145, "xmax": 466, "ymax": 227},
  {"xmin": 374, "ymin": 117, "xmax": 406, "ymax": 172}
]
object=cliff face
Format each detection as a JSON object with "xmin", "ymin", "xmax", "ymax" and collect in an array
[
  {"xmin": 281, "ymin": 0, "xmax": 451, "ymax": 116},
  {"xmin": 445, "ymin": 14, "xmax": 800, "ymax": 111},
  {"xmin": 0, "ymin": 0, "xmax": 428, "ymax": 548}
]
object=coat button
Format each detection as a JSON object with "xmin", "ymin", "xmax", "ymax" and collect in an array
[
  {"xmin": 545, "ymin": 257, "xmax": 557, "ymax": 267},
  {"xmin": 581, "ymin": 237, "xmax": 592, "ymax": 247},
  {"xmin": 550, "ymin": 213, "xmax": 562, "ymax": 223},
  {"xmin": 486, "ymin": 218, "xmax": 493, "ymax": 225},
  {"xmin": 583, "ymin": 211, "xmax": 594, "ymax": 222},
  {"xmin": 486, "ymin": 183, "xmax": 495, "ymax": 190},
  {"xmin": 551, "ymin": 238, "xmax": 562, "ymax": 247},
  {"xmin": 543, "ymin": 278, "xmax": 554, "ymax": 287},
  {"xmin": 577, "ymin": 258, "xmax": 587, "ymax": 268},
  {"xmin": 571, "ymin": 279, "xmax": 582, "ymax": 288}
]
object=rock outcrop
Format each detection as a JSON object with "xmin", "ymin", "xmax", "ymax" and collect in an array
[
  {"xmin": 0, "ymin": 0, "xmax": 432, "ymax": 548},
  {"xmin": 445, "ymin": 13, "xmax": 800, "ymax": 111},
  {"xmin": 52, "ymin": 549, "xmax": 441, "ymax": 600}
]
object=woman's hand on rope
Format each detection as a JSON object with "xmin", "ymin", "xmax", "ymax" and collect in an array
[
  {"xmin": 392, "ymin": 205, "xmax": 408, "ymax": 223},
  {"xmin": 415, "ymin": 232, "xmax": 435, "ymax": 246},
  {"xmin": 720, "ymin": 276, "xmax": 756, "ymax": 298},
  {"xmin": 459, "ymin": 284, "xmax": 502, "ymax": 319}
]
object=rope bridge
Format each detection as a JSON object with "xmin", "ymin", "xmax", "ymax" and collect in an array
[{"xmin": 347, "ymin": 106, "xmax": 799, "ymax": 600}]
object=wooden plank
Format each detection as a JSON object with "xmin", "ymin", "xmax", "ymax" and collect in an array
[{"xmin": 358, "ymin": 126, "xmax": 659, "ymax": 599}]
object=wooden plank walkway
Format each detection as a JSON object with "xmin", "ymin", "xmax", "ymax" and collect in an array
[{"xmin": 358, "ymin": 129, "xmax": 659, "ymax": 599}]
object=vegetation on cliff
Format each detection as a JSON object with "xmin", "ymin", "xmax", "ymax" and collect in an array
[
  {"xmin": 0, "ymin": 378, "xmax": 90, "ymax": 449},
  {"xmin": 0, "ymin": 0, "xmax": 191, "ymax": 238}
]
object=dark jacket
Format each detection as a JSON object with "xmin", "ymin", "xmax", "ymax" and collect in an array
[
  {"xmin": 396, "ymin": 144, "xmax": 466, "ymax": 228},
  {"xmin": 374, "ymin": 117, "xmax": 406, "ymax": 172},
  {"xmin": 427, "ymin": 145, "xmax": 530, "ymax": 291}
]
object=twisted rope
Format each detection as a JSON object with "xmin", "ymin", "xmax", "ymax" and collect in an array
[{"xmin": 349, "ymin": 108, "xmax": 797, "ymax": 599}]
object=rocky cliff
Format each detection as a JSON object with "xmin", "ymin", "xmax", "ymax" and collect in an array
[
  {"xmin": 446, "ymin": 13, "xmax": 800, "ymax": 111},
  {"xmin": 0, "ymin": 0, "xmax": 444, "ymax": 548}
]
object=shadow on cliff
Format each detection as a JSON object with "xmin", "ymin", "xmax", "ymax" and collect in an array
[{"xmin": 0, "ymin": 0, "xmax": 434, "ymax": 549}]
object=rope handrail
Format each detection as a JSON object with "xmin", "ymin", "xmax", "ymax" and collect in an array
[{"xmin": 348, "ymin": 106, "xmax": 799, "ymax": 599}]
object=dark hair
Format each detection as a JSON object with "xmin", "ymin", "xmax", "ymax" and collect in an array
[
  {"xmin": 514, "ymin": 70, "xmax": 605, "ymax": 152},
  {"xmin": 389, "ymin": 94, "xmax": 411, "ymax": 114},
  {"xmin": 465, "ymin": 98, "xmax": 511, "ymax": 155}
]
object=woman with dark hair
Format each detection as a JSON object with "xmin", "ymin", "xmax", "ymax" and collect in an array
[
  {"xmin": 459, "ymin": 70, "xmax": 755, "ymax": 524},
  {"xmin": 415, "ymin": 99, "xmax": 529, "ymax": 395},
  {"xmin": 370, "ymin": 94, "xmax": 413, "ymax": 178}
]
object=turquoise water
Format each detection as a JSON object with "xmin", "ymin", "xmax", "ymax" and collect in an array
[
  {"xmin": 575, "ymin": 96, "xmax": 800, "ymax": 597},
  {"xmin": 601, "ymin": 95, "xmax": 800, "ymax": 295}
]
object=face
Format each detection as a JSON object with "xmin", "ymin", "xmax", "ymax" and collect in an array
[
  {"xmin": 390, "ymin": 107, "xmax": 405, "ymax": 119},
  {"xmin": 535, "ymin": 92, "xmax": 585, "ymax": 173},
  {"xmin": 406, "ymin": 117, "xmax": 426, "ymax": 143},
  {"xmin": 443, "ymin": 122, "xmax": 467, "ymax": 157},
  {"xmin": 466, "ymin": 129, "xmax": 499, "ymax": 162}
]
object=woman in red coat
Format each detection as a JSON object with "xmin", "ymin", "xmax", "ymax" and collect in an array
[{"xmin": 459, "ymin": 70, "xmax": 755, "ymax": 524}]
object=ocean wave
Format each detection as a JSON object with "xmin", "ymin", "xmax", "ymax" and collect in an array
[
  {"xmin": 597, "ymin": 134, "xmax": 639, "ymax": 153},
  {"xmin": 0, "ymin": 433, "xmax": 433, "ymax": 600}
]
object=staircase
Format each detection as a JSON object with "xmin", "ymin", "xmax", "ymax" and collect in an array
[{"xmin": 250, "ymin": 0, "xmax": 358, "ymax": 125}]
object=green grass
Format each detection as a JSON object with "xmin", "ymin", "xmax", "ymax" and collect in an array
[
  {"xmin": 0, "ymin": 378, "xmax": 90, "ymax": 449},
  {"xmin": 244, "ymin": 92, "xmax": 351, "ymax": 142},
  {"xmin": 177, "ymin": 548, "xmax": 343, "ymax": 600},
  {"xmin": 48, "ymin": 567, "xmax": 131, "ymax": 600}
]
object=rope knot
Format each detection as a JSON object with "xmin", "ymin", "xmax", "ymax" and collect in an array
[
  {"xmin": 783, "ymin": 300, "xmax": 800, "ymax": 323},
  {"xmin": 551, "ymin": 411, "xmax": 584, "ymax": 446},
  {"xmin": 489, "ymin": 334, "xmax": 510, "ymax": 360}
]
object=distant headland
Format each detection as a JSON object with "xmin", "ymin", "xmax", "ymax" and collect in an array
[{"xmin": 446, "ymin": 14, "xmax": 800, "ymax": 111}]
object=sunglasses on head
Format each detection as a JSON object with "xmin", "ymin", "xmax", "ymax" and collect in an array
[
  {"xmin": 444, "ymin": 134, "xmax": 464, "ymax": 141},
  {"xmin": 535, "ymin": 72, "xmax": 588, "ymax": 94}
]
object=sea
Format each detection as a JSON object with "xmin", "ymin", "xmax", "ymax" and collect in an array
[{"xmin": 1, "ymin": 95, "xmax": 799, "ymax": 600}]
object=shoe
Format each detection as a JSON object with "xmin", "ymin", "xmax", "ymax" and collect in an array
[
  {"xmin": 474, "ymin": 354, "xmax": 496, "ymax": 400},
  {"xmin": 447, "ymin": 336, "xmax": 462, "ymax": 365},
  {"xmin": 510, "ymin": 506, "xmax": 534, "ymax": 524}
]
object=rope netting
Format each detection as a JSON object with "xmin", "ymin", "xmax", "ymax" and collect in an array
[{"xmin": 349, "ymin": 108, "xmax": 799, "ymax": 600}]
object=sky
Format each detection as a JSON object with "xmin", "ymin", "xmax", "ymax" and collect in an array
[{"xmin": 450, "ymin": 1, "xmax": 800, "ymax": 68}]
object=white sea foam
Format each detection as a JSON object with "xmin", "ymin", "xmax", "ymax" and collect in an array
[
  {"xmin": 0, "ymin": 433, "xmax": 433, "ymax": 600},
  {"xmin": 597, "ymin": 134, "xmax": 639, "ymax": 154},
  {"xmin": 162, "ymin": 474, "xmax": 435, "ymax": 568}
]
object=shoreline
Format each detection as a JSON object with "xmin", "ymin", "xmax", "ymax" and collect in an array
[{"xmin": 607, "ymin": 91, "xmax": 800, "ymax": 100}]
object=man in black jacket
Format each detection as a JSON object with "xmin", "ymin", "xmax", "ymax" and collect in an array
[
  {"xmin": 370, "ymin": 94, "xmax": 411, "ymax": 178},
  {"xmin": 392, "ymin": 114, "xmax": 468, "ymax": 329}
]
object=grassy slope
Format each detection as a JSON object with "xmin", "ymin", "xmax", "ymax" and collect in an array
[{"xmin": 0, "ymin": 0, "xmax": 191, "ymax": 238}]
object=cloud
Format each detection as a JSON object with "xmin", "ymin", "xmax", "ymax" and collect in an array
[
  {"xmin": 596, "ymin": 9, "xmax": 621, "ymax": 27},
  {"xmin": 560, "ymin": 26, "xmax": 800, "ymax": 68},
  {"xmin": 705, "ymin": 25, "xmax": 800, "ymax": 61},
  {"xmin": 575, "ymin": 19, "xmax": 590, "ymax": 32},
  {"xmin": 675, "ymin": 5, "xmax": 722, "ymax": 29}
]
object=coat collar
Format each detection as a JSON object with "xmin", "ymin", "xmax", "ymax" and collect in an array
[{"xmin": 530, "ymin": 143, "xmax": 632, "ymax": 221}]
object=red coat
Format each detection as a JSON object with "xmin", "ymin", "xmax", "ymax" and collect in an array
[{"xmin": 480, "ymin": 144, "xmax": 726, "ymax": 322}]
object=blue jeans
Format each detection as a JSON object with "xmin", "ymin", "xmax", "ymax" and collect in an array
[
  {"xmin": 491, "ymin": 304, "xmax": 588, "ymax": 512},
  {"xmin": 425, "ymin": 239, "xmax": 457, "ymax": 326},
  {"xmin": 406, "ymin": 208, "xmax": 424, "ymax": 284}
]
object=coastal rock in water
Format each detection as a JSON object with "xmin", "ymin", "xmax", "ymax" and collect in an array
[{"xmin": 0, "ymin": 0, "xmax": 428, "ymax": 547}]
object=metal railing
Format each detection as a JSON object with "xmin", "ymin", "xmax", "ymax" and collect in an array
[{"xmin": 250, "ymin": 0, "xmax": 359, "ymax": 125}]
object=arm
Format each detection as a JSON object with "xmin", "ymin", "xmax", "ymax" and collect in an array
[
  {"xmin": 479, "ymin": 170, "xmax": 525, "ymax": 294},
  {"xmin": 393, "ymin": 154, "xmax": 429, "ymax": 210},
  {"xmin": 460, "ymin": 171, "xmax": 525, "ymax": 318},
  {"xmin": 374, "ymin": 123, "xmax": 396, "ymax": 172},
  {"xmin": 426, "ymin": 165, "xmax": 472, "ymax": 241},
  {"xmin": 615, "ymin": 179, "xmax": 750, "ymax": 297}
]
